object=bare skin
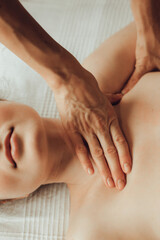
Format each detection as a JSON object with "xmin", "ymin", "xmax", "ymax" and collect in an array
[
  {"xmin": 0, "ymin": 0, "xmax": 132, "ymax": 188},
  {"xmin": 66, "ymin": 23, "xmax": 160, "ymax": 239},
  {"xmin": 1, "ymin": 23, "xmax": 160, "ymax": 239}
]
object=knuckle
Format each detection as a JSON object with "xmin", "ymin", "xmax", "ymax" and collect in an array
[
  {"xmin": 99, "ymin": 125, "xmax": 106, "ymax": 134},
  {"xmin": 106, "ymin": 146, "xmax": 117, "ymax": 155},
  {"xmin": 95, "ymin": 116, "xmax": 106, "ymax": 131},
  {"xmin": 109, "ymin": 118, "xmax": 117, "ymax": 128},
  {"xmin": 76, "ymin": 144, "xmax": 87, "ymax": 153},
  {"xmin": 93, "ymin": 147, "xmax": 103, "ymax": 158},
  {"xmin": 115, "ymin": 135, "xmax": 126, "ymax": 144}
]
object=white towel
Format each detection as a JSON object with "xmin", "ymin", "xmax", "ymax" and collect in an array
[{"xmin": 0, "ymin": 0, "xmax": 133, "ymax": 239}]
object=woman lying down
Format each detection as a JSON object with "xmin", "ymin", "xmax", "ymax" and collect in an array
[{"xmin": 0, "ymin": 22, "xmax": 159, "ymax": 240}]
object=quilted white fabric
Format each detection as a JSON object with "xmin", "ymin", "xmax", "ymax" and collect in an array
[{"xmin": 0, "ymin": 0, "xmax": 133, "ymax": 239}]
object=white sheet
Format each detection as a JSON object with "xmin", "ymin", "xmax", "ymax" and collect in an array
[{"xmin": 0, "ymin": 0, "xmax": 133, "ymax": 239}]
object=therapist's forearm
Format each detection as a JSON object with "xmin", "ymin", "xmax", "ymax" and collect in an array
[
  {"xmin": 131, "ymin": 0, "xmax": 160, "ymax": 34},
  {"xmin": 0, "ymin": 0, "xmax": 82, "ymax": 90}
]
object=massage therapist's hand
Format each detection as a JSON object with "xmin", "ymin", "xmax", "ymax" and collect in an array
[
  {"xmin": 53, "ymin": 68, "xmax": 132, "ymax": 190},
  {"xmin": 122, "ymin": 28, "xmax": 160, "ymax": 94},
  {"xmin": 122, "ymin": 0, "xmax": 160, "ymax": 94}
]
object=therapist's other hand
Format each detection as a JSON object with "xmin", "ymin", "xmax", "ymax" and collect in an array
[
  {"xmin": 54, "ymin": 69, "xmax": 131, "ymax": 190},
  {"xmin": 122, "ymin": 30, "xmax": 160, "ymax": 95},
  {"xmin": 105, "ymin": 93, "xmax": 123, "ymax": 105}
]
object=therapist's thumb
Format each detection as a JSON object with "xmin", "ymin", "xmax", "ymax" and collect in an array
[
  {"xmin": 121, "ymin": 67, "xmax": 148, "ymax": 95},
  {"xmin": 105, "ymin": 93, "xmax": 122, "ymax": 105}
]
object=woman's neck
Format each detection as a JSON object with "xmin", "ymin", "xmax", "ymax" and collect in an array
[{"xmin": 41, "ymin": 117, "xmax": 91, "ymax": 187}]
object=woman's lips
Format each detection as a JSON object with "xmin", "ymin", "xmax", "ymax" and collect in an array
[
  {"xmin": 10, "ymin": 130, "xmax": 19, "ymax": 164},
  {"xmin": 4, "ymin": 128, "xmax": 16, "ymax": 167}
]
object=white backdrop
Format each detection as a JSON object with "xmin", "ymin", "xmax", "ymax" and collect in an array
[{"xmin": 0, "ymin": 1, "xmax": 133, "ymax": 239}]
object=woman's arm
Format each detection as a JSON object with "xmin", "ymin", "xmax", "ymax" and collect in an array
[{"xmin": 82, "ymin": 22, "xmax": 137, "ymax": 95}]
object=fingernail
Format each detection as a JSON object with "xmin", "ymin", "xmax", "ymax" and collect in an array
[
  {"xmin": 124, "ymin": 163, "xmax": 131, "ymax": 173},
  {"xmin": 88, "ymin": 168, "xmax": 94, "ymax": 175},
  {"xmin": 117, "ymin": 179, "xmax": 125, "ymax": 190},
  {"xmin": 107, "ymin": 177, "xmax": 115, "ymax": 188}
]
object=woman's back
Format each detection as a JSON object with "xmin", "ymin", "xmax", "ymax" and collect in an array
[{"xmin": 67, "ymin": 72, "xmax": 160, "ymax": 240}]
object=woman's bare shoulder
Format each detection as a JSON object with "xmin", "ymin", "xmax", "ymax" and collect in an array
[
  {"xmin": 115, "ymin": 71, "xmax": 160, "ymax": 139},
  {"xmin": 123, "ymin": 72, "xmax": 160, "ymax": 113}
]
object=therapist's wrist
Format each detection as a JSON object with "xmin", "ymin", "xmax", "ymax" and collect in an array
[
  {"xmin": 131, "ymin": 0, "xmax": 160, "ymax": 35},
  {"xmin": 136, "ymin": 21, "xmax": 160, "ymax": 51},
  {"xmin": 44, "ymin": 49, "xmax": 86, "ymax": 93}
]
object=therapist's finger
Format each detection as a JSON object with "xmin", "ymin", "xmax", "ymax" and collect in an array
[
  {"xmin": 105, "ymin": 93, "xmax": 123, "ymax": 105},
  {"xmin": 121, "ymin": 57, "xmax": 155, "ymax": 95},
  {"xmin": 86, "ymin": 132, "xmax": 115, "ymax": 188},
  {"xmin": 110, "ymin": 119, "xmax": 132, "ymax": 174},
  {"xmin": 121, "ymin": 68, "xmax": 144, "ymax": 94},
  {"xmin": 70, "ymin": 131, "xmax": 94, "ymax": 175},
  {"xmin": 96, "ymin": 129, "xmax": 126, "ymax": 190}
]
